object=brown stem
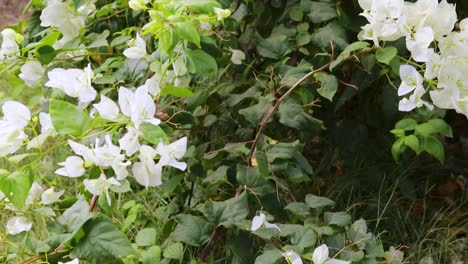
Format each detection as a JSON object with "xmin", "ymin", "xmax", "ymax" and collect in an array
[
  {"xmin": 89, "ymin": 195, "xmax": 98, "ymax": 212},
  {"xmin": 246, "ymin": 48, "xmax": 376, "ymax": 165},
  {"xmin": 246, "ymin": 63, "xmax": 330, "ymax": 165},
  {"xmin": 198, "ymin": 225, "xmax": 224, "ymax": 262}
]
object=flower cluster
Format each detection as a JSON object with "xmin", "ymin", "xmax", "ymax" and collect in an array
[
  {"xmin": 358, "ymin": 0, "xmax": 468, "ymax": 117},
  {"xmin": 0, "ymin": 101, "xmax": 31, "ymax": 157}
]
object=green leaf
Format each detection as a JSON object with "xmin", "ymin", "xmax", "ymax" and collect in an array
[
  {"xmin": 184, "ymin": 0, "xmax": 221, "ymax": 13},
  {"xmin": 236, "ymin": 165, "xmax": 275, "ymax": 196},
  {"xmin": 305, "ymin": 194, "xmax": 335, "ymax": 209},
  {"xmin": 421, "ymin": 136, "xmax": 445, "ymax": 164},
  {"xmin": 324, "ymin": 211, "xmax": 352, "ymax": 227},
  {"xmin": 256, "ymin": 34, "xmax": 292, "ymax": 60},
  {"xmin": 160, "ymin": 85, "xmax": 194, "ymax": 97},
  {"xmin": 185, "ymin": 50, "xmax": 218, "ymax": 74},
  {"xmin": 427, "ymin": 119, "xmax": 453, "ymax": 137},
  {"xmin": 139, "ymin": 122, "xmax": 169, "ymax": 145},
  {"xmin": 49, "ymin": 99, "xmax": 92, "ymax": 136},
  {"xmin": 239, "ymin": 95, "xmax": 274, "ymax": 125},
  {"xmin": 141, "ymin": 246, "xmax": 161, "ymax": 264},
  {"xmin": 288, "ymin": 5, "xmax": 303, "ymax": 21},
  {"xmin": 163, "ymin": 242, "xmax": 184, "ymax": 260},
  {"xmin": 47, "ymin": 198, "xmax": 93, "ymax": 248},
  {"xmin": 284, "ymin": 202, "xmax": 310, "ymax": 216},
  {"xmin": 414, "ymin": 123, "xmax": 437, "ymax": 136},
  {"xmin": 202, "ymin": 192, "xmax": 249, "ymax": 228},
  {"xmin": 404, "ymin": 135, "xmax": 420, "ymax": 154},
  {"xmin": 202, "ymin": 166, "xmax": 229, "ymax": 188},
  {"xmin": 254, "ymin": 248, "xmax": 283, "ymax": 264},
  {"xmin": 311, "ymin": 21, "xmax": 348, "ymax": 50},
  {"xmin": 390, "ymin": 129, "xmax": 405, "ymax": 138},
  {"xmin": 330, "ymin": 41, "xmax": 369, "ymax": 70},
  {"xmin": 159, "ymin": 27, "xmax": 177, "ymax": 56},
  {"xmin": 316, "ymin": 72, "xmax": 338, "ymax": 101},
  {"xmin": 174, "ymin": 22, "xmax": 200, "ymax": 47},
  {"xmin": 307, "ymin": 2, "xmax": 337, "ymax": 24},
  {"xmin": 71, "ymin": 216, "xmax": 136, "ymax": 262},
  {"xmin": 25, "ymin": 32, "xmax": 61, "ymax": 51},
  {"xmin": 36, "ymin": 45, "xmax": 57, "ymax": 64},
  {"xmin": 172, "ymin": 214, "xmax": 213, "ymax": 246},
  {"xmin": 395, "ymin": 118, "xmax": 417, "ymax": 131},
  {"xmin": 278, "ymin": 100, "xmax": 324, "ymax": 130},
  {"xmin": 136, "ymin": 228, "xmax": 156, "ymax": 247},
  {"xmin": 391, "ymin": 137, "xmax": 404, "ymax": 162},
  {"xmin": 0, "ymin": 170, "xmax": 33, "ymax": 209},
  {"xmin": 376, "ymin": 46, "xmax": 397, "ymax": 65}
]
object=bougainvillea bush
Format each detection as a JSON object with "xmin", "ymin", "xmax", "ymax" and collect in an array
[{"xmin": 0, "ymin": 0, "xmax": 466, "ymax": 263}]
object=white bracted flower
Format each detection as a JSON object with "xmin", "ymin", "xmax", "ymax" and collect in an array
[
  {"xmin": 123, "ymin": 33, "xmax": 147, "ymax": 59},
  {"xmin": 19, "ymin": 61, "xmax": 45, "ymax": 87},
  {"xmin": 250, "ymin": 212, "xmax": 280, "ymax": 232},
  {"xmin": 6, "ymin": 216, "xmax": 32, "ymax": 235},
  {"xmin": 40, "ymin": 187, "xmax": 65, "ymax": 205},
  {"xmin": 282, "ymin": 250, "xmax": 303, "ymax": 264}
]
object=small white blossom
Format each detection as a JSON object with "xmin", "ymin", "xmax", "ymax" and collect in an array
[
  {"xmin": 118, "ymin": 86, "xmax": 160, "ymax": 128},
  {"xmin": 230, "ymin": 48, "xmax": 245, "ymax": 65},
  {"xmin": 93, "ymin": 95, "xmax": 119, "ymax": 121},
  {"xmin": 55, "ymin": 156, "xmax": 86, "ymax": 178},
  {"xmin": 40, "ymin": 187, "xmax": 64, "ymax": 205},
  {"xmin": 6, "ymin": 216, "xmax": 32, "ymax": 235},
  {"xmin": 312, "ymin": 244, "xmax": 329, "ymax": 264},
  {"xmin": 123, "ymin": 33, "xmax": 147, "ymax": 59},
  {"xmin": 282, "ymin": 250, "xmax": 302, "ymax": 264},
  {"xmin": 213, "ymin": 7, "xmax": 231, "ymax": 21},
  {"xmin": 119, "ymin": 125, "xmax": 141, "ymax": 156},
  {"xmin": 155, "ymin": 137, "xmax": 187, "ymax": 171},
  {"xmin": 250, "ymin": 212, "xmax": 280, "ymax": 232},
  {"xmin": 83, "ymin": 174, "xmax": 120, "ymax": 206},
  {"xmin": 0, "ymin": 28, "xmax": 22, "ymax": 62},
  {"xmin": 19, "ymin": 61, "xmax": 45, "ymax": 87},
  {"xmin": 45, "ymin": 64, "xmax": 96, "ymax": 106},
  {"xmin": 58, "ymin": 258, "xmax": 80, "ymax": 264},
  {"xmin": 173, "ymin": 56, "xmax": 187, "ymax": 76}
]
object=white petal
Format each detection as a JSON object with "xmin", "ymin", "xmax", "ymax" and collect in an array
[
  {"xmin": 6, "ymin": 216, "xmax": 32, "ymax": 235},
  {"xmin": 2, "ymin": 101, "xmax": 31, "ymax": 128},
  {"xmin": 250, "ymin": 213, "xmax": 265, "ymax": 231},
  {"xmin": 312, "ymin": 244, "xmax": 329, "ymax": 264},
  {"xmin": 93, "ymin": 95, "xmax": 119, "ymax": 120}
]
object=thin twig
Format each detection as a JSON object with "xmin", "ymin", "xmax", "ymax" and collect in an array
[{"xmin": 246, "ymin": 63, "xmax": 330, "ymax": 165}]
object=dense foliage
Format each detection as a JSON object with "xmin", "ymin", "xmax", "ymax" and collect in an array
[{"xmin": 0, "ymin": 0, "xmax": 466, "ymax": 263}]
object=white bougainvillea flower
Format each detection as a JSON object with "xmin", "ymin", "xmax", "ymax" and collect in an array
[
  {"xmin": 123, "ymin": 33, "xmax": 147, "ymax": 59},
  {"xmin": 0, "ymin": 101, "xmax": 31, "ymax": 157},
  {"xmin": 93, "ymin": 95, "xmax": 119, "ymax": 121},
  {"xmin": 312, "ymin": 244, "xmax": 329, "ymax": 264},
  {"xmin": 3, "ymin": 101, "xmax": 31, "ymax": 128},
  {"xmin": 55, "ymin": 156, "xmax": 86, "ymax": 178},
  {"xmin": 58, "ymin": 258, "xmax": 80, "ymax": 264},
  {"xmin": 28, "ymin": 112, "xmax": 56, "ymax": 150},
  {"xmin": 45, "ymin": 64, "xmax": 96, "ymax": 106},
  {"xmin": 0, "ymin": 122, "xmax": 28, "ymax": 157},
  {"xmin": 282, "ymin": 250, "xmax": 303, "ymax": 264},
  {"xmin": 155, "ymin": 137, "xmax": 187, "ymax": 171},
  {"xmin": 398, "ymin": 65, "xmax": 423, "ymax": 96},
  {"xmin": 312, "ymin": 244, "xmax": 351, "ymax": 264},
  {"xmin": 250, "ymin": 212, "xmax": 280, "ymax": 231},
  {"xmin": 132, "ymin": 145, "xmax": 160, "ymax": 187},
  {"xmin": 426, "ymin": 0, "xmax": 457, "ymax": 41},
  {"xmin": 119, "ymin": 125, "xmax": 141, "ymax": 156},
  {"xmin": 40, "ymin": 1, "xmax": 74, "ymax": 27},
  {"xmin": 40, "ymin": 187, "xmax": 64, "ymax": 205},
  {"xmin": 128, "ymin": 0, "xmax": 149, "ymax": 11},
  {"xmin": 0, "ymin": 28, "xmax": 22, "ymax": 62},
  {"xmin": 39, "ymin": 112, "xmax": 54, "ymax": 134},
  {"xmin": 83, "ymin": 174, "xmax": 120, "ymax": 206},
  {"xmin": 118, "ymin": 86, "xmax": 160, "ymax": 128},
  {"xmin": 140, "ymin": 75, "xmax": 161, "ymax": 96},
  {"xmin": 399, "ymin": 85, "xmax": 433, "ymax": 112},
  {"xmin": 19, "ymin": 61, "xmax": 45, "ymax": 87},
  {"xmin": 213, "ymin": 7, "xmax": 231, "ymax": 21},
  {"xmin": 406, "ymin": 27, "xmax": 434, "ymax": 62},
  {"xmin": 230, "ymin": 48, "xmax": 245, "ymax": 65},
  {"xmin": 6, "ymin": 216, "xmax": 32, "ymax": 235},
  {"xmin": 173, "ymin": 56, "xmax": 187, "ymax": 76},
  {"xmin": 25, "ymin": 182, "xmax": 45, "ymax": 206}
]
